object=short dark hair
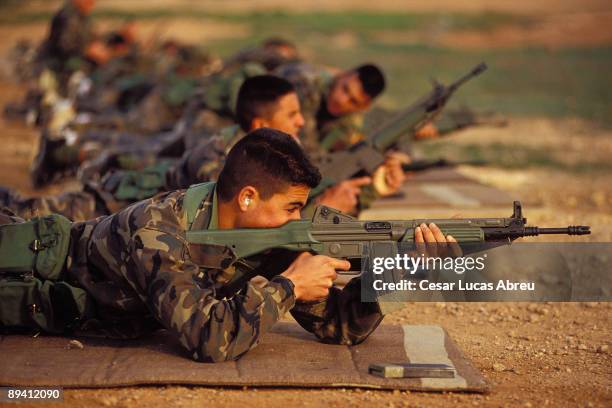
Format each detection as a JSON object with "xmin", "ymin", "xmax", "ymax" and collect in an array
[
  {"xmin": 354, "ymin": 64, "xmax": 386, "ymax": 99},
  {"xmin": 217, "ymin": 128, "xmax": 321, "ymax": 202},
  {"xmin": 235, "ymin": 75, "xmax": 296, "ymax": 132}
]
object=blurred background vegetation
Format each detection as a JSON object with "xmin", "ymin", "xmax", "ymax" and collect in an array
[
  {"xmin": 2, "ymin": 6, "xmax": 610, "ymax": 127},
  {"xmin": 1, "ymin": 1, "xmax": 610, "ymax": 174}
]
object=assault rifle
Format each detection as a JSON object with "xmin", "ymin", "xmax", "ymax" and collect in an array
[
  {"xmin": 316, "ymin": 62, "xmax": 488, "ymax": 183},
  {"xmin": 187, "ymin": 201, "xmax": 590, "ymax": 294}
]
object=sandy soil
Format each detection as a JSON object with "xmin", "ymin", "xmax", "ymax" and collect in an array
[{"xmin": 7, "ymin": 303, "xmax": 611, "ymax": 408}]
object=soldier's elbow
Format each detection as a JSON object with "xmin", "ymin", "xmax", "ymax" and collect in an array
[{"xmin": 192, "ymin": 347, "xmax": 244, "ymax": 363}]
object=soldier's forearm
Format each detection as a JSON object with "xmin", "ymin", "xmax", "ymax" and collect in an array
[
  {"xmin": 159, "ymin": 275, "xmax": 296, "ymax": 363},
  {"xmin": 290, "ymin": 278, "xmax": 383, "ymax": 346}
]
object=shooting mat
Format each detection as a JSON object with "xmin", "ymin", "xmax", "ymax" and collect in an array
[{"xmin": 0, "ymin": 323, "xmax": 488, "ymax": 392}]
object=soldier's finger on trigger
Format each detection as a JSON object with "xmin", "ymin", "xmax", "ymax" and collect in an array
[
  {"xmin": 331, "ymin": 258, "xmax": 351, "ymax": 271},
  {"xmin": 352, "ymin": 176, "xmax": 372, "ymax": 187}
]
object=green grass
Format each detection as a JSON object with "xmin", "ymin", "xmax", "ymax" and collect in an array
[
  {"xmin": 2, "ymin": 8, "xmax": 528, "ymax": 31},
  {"xmin": 190, "ymin": 14, "xmax": 611, "ymax": 127}
]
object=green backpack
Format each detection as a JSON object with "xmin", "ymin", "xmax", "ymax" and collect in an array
[
  {"xmin": 0, "ymin": 214, "xmax": 89, "ymax": 334},
  {"xmin": 107, "ymin": 161, "xmax": 174, "ymax": 202}
]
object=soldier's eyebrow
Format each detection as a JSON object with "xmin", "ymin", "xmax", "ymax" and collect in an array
[{"xmin": 287, "ymin": 201, "xmax": 306, "ymax": 208}]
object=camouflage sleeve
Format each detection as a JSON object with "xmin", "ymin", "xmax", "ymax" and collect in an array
[
  {"xmin": 129, "ymin": 227, "xmax": 296, "ymax": 362},
  {"xmin": 164, "ymin": 137, "xmax": 226, "ymax": 190},
  {"xmin": 318, "ymin": 113, "xmax": 366, "ymax": 153},
  {"xmin": 289, "ymin": 277, "xmax": 383, "ymax": 345}
]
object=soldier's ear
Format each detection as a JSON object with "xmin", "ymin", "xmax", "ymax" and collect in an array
[
  {"xmin": 237, "ymin": 186, "xmax": 258, "ymax": 212},
  {"xmin": 250, "ymin": 117, "xmax": 266, "ymax": 130}
]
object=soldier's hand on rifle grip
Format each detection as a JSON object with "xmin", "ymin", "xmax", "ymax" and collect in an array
[
  {"xmin": 414, "ymin": 122, "xmax": 439, "ymax": 140},
  {"xmin": 281, "ymin": 252, "xmax": 350, "ymax": 302}
]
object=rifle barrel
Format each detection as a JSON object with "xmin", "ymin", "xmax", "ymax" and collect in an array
[
  {"xmin": 446, "ymin": 62, "xmax": 487, "ymax": 92},
  {"xmin": 533, "ymin": 226, "xmax": 591, "ymax": 235},
  {"xmin": 484, "ymin": 225, "xmax": 591, "ymax": 240}
]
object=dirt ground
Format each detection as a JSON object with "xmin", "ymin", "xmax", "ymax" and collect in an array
[{"xmin": 1, "ymin": 1, "xmax": 611, "ymax": 407}]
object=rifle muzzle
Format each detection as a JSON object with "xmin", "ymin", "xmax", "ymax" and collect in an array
[{"xmin": 523, "ymin": 226, "xmax": 591, "ymax": 236}]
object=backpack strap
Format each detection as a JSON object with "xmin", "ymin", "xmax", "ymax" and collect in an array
[{"xmin": 184, "ymin": 182, "xmax": 216, "ymax": 230}]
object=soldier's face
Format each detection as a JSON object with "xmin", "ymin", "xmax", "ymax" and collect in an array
[
  {"xmin": 256, "ymin": 92, "xmax": 305, "ymax": 141},
  {"xmin": 236, "ymin": 184, "xmax": 310, "ymax": 228},
  {"xmin": 326, "ymin": 72, "xmax": 372, "ymax": 117}
]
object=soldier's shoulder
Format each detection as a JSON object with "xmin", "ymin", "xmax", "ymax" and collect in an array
[
  {"xmin": 275, "ymin": 63, "xmax": 331, "ymax": 110},
  {"xmin": 275, "ymin": 62, "xmax": 325, "ymax": 81},
  {"xmin": 122, "ymin": 190, "xmax": 190, "ymax": 236}
]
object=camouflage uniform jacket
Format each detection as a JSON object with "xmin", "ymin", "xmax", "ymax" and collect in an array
[
  {"xmin": 164, "ymin": 125, "xmax": 245, "ymax": 191},
  {"xmin": 66, "ymin": 183, "xmax": 383, "ymax": 362},
  {"xmin": 275, "ymin": 62, "xmax": 365, "ymax": 155},
  {"xmin": 223, "ymin": 45, "xmax": 300, "ymax": 72}
]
